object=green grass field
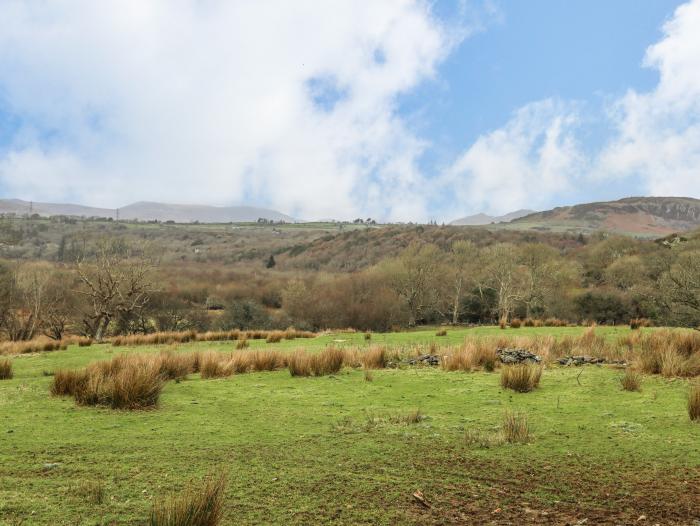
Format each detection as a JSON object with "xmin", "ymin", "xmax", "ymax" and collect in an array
[{"xmin": 1, "ymin": 327, "xmax": 699, "ymax": 525}]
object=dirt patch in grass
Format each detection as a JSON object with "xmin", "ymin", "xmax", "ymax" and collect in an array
[{"xmin": 406, "ymin": 448, "xmax": 700, "ymax": 525}]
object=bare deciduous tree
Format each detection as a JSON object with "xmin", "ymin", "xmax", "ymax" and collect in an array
[
  {"xmin": 385, "ymin": 243, "xmax": 442, "ymax": 326},
  {"xmin": 75, "ymin": 241, "xmax": 157, "ymax": 340}
]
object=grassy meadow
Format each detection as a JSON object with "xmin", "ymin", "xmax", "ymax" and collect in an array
[{"xmin": 1, "ymin": 326, "xmax": 699, "ymax": 525}]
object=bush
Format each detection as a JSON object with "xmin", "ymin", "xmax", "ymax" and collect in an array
[
  {"xmin": 0, "ymin": 358, "xmax": 12, "ymax": 380},
  {"xmin": 500, "ymin": 364, "xmax": 542, "ymax": 393},
  {"xmin": 509, "ymin": 319, "xmax": 522, "ymax": 329},
  {"xmin": 150, "ymin": 472, "xmax": 227, "ymax": 526},
  {"xmin": 435, "ymin": 329, "xmax": 447, "ymax": 337}
]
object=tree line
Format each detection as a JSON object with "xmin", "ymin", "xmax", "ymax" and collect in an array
[{"xmin": 1, "ymin": 233, "xmax": 700, "ymax": 341}]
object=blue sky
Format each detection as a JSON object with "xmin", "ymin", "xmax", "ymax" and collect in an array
[{"xmin": 0, "ymin": 0, "xmax": 698, "ymax": 221}]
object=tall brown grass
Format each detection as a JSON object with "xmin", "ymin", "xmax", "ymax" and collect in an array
[
  {"xmin": 442, "ymin": 340, "xmax": 498, "ymax": 372},
  {"xmin": 362, "ymin": 346, "xmax": 387, "ymax": 369},
  {"xmin": 502, "ymin": 410, "xmax": 529, "ymax": 443},
  {"xmin": 631, "ymin": 330, "xmax": 700, "ymax": 378},
  {"xmin": 0, "ymin": 358, "xmax": 12, "ymax": 380},
  {"xmin": 509, "ymin": 318, "xmax": 522, "ymax": 329},
  {"xmin": 500, "ymin": 364, "xmax": 542, "ymax": 392},
  {"xmin": 150, "ymin": 472, "xmax": 227, "ymax": 526},
  {"xmin": 620, "ymin": 369, "xmax": 642, "ymax": 391},
  {"xmin": 287, "ymin": 347, "xmax": 345, "ymax": 377},
  {"xmin": 110, "ymin": 329, "xmax": 315, "ymax": 348},
  {"xmin": 689, "ymin": 383, "xmax": 700, "ymax": 422},
  {"xmin": 51, "ymin": 354, "xmax": 165, "ymax": 409}
]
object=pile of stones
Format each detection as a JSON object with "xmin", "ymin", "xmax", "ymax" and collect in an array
[{"xmin": 497, "ymin": 348, "xmax": 541, "ymax": 364}]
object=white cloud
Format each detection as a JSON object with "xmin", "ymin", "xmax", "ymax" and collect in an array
[
  {"xmin": 0, "ymin": 0, "xmax": 461, "ymax": 221},
  {"xmin": 598, "ymin": 0, "xmax": 700, "ymax": 195},
  {"xmin": 441, "ymin": 99, "xmax": 583, "ymax": 216}
]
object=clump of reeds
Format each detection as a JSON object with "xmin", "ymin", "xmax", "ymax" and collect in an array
[
  {"xmin": 630, "ymin": 318, "xmax": 651, "ymax": 330},
  {"xmin": 0, "ymin": 358, "xmax": 12, "ymax": 380},
  {"xmin": 500, "ymin": 364, "xmax": 542, "ymax": 392},
  {"xmin": 688, "ymin": 383, "xmax": 700, "ymax": 422},
  {"xmin": 150, "ymin": 472, "xmax": 227, "ymax": 526},
  {"xmin": 72, "ymin": 480, "xmax": 105, "ymax": 504},
  {"xmin": 442, "ymin": 340, "xmax": 498, "ymax": 372},
  {"xmin": 287, "ymin": 347, "xmax": 345, "ymax": 377},
  {"xmin": 50, "ymin": 354, "xmax": 164, "ymax": 409},
  {"xmin": 620, "ymin": 369, "xmax": 642, "ymax": 391},
  {"xmin": 362, "ymin": 346, "xmax": 387, "ymax": 369},
  {"xmin": 502, "ymin": 410, "xmax": 530, "ymax": 443}
]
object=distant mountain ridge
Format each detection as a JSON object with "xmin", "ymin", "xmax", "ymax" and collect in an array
[
  {"xmin": 505, "ymin": 196, "xmax": 700, "ymax": 236},
  {"xmin": 0, "ymin": 199, "xmax": 295, "ymax": 223},
  {"xmin": 450, "ymin": 209, "xmax": 536, "ymax": 226}
]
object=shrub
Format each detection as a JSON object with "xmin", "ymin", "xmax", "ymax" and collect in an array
[
  {"xmin": 620, "ymin": 370, "xmax": 642, "ymax": 391},
  {"xmin": 435, "ymin": 329, "xmax": 447, "ymax": 337},
  {"xmin": 0, "ymin": 358, "xmax": 12, "ymax": 380},
  {"xmin": 689, "ymin": 384, "xmax": 700, "ymax": 422},
  {"xmin": 500, "ymin": 364, "xmax": 542, "ymax": 393},
  {"xmin": 509, "ymin": 319, "xmax": 522, "ymax": 329},
  {"xmin": 502, "ymin": 410, "xmax": 529, "ymax": 443},
  {"xmin": 150, "ymin": 472, "xmax": 227, "ymax": 526}
]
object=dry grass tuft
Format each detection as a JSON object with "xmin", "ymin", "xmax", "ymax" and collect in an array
[
  {"xmin": 0, "ymin": 358, "xmax": 12, "ymax": 380},
  {"xmin": 235, "ymin": 338, "xmax": 249, "ymax": 350},
  {"xmin": 150, "ymin": 472, "xmax": 227, "ymax": 526},
  {"xmin": 72, "ymin": 480, "xmax": 105, "ymax": 504},
  {"xmin": 620, "ymin": 370, "xmax": 642, "ymax": 391},
  {"xmin": 689, "ymin": 383, "xmax": 700, "ymax": 422},
  {"xmin": 442, "ymin": 340, "xmax": 498, "ymax": 372},
  {"xmin": 362, "ymin": 346, "xmax": 387, "ymax": 369},
  {"xmin": 500, "ymin": 364, "xmax": 542, "ymax": 393},
  {"xmin": 502, "ymin": 410, "xmax": 529, "ymax": 443},
  {"xmin": 51, "ymin": 354, "xmax": 164, "ymax": 409},
  {"xmin": 288, "ymin": 347, "xmax": 345, "ymax": 377},
  {"xmin": 435, "ymin": 328, "xmax": 447, "ymax": 336},
  {"xmin": 364, "ymin": 332, "xmax": 372, "ymax": 341},
  {"xmin": 510, "ymin": 318, "xmax": 522, "ymax": 329}
]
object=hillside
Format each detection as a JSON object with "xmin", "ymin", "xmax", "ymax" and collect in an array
[
  {"xmin": 450, "ymin": 209, "xmax": 535, "ymax": 226},
  {"xmin": 0, "ymin": 199, "xmax": 295, "ymax": 223},
  {"xmin": 500, "ymin": 197, "xmax": 700, "ymax": 237}
]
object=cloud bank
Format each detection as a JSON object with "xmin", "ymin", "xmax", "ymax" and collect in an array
[
  {"xmin": 1, "ymin": 0, "xmax": 700, "ymax": 221},
  {"xmin": 0, "ymin": 0, "xmax": 460, "ymax": 221}
]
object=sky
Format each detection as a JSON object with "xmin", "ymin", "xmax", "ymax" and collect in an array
[{"xmin": 0, "ymin": 0, "xmax": 698, "ymax": 222}]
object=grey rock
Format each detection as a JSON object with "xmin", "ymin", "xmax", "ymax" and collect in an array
[{"xmin": 497, "ymin": 348, "xmax": 541, "ymax": 364}]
